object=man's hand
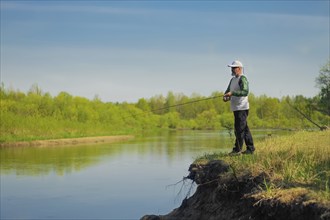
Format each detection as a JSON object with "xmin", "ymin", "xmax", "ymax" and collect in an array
[
  {"xmin": 223, "ymin": 92, "xmax": 232, "ymax": 102},
  {"xmin": 224, "ymin": 92, "xmax": 233, "ymax": 97}
]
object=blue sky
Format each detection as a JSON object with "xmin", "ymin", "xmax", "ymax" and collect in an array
[{"xmin": 1, "ymin": 1, "xmax": 329, "ymax": 102}]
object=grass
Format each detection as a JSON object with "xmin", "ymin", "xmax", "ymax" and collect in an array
[
  {"xmin": 0, "ymin": 112, "xmax": 139, "ymax": 143},
  {"xmin": 195, "ymin": 130, "xmax": 330, "ymax": 201}
]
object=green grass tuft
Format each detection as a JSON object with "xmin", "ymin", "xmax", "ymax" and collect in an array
[{"xmin": 195, "ymin": 130, "xmax": 330, "ymax": 201}]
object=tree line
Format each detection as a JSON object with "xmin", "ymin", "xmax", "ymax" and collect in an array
[
  {"xmin": 1, "ymin": 83, "xmax": 329, "ymax": 143},
  {"xmin": 1, "ymin": 60, "xmax": 329, "ymax": 142}
]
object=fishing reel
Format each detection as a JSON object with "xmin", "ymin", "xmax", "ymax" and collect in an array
[{"xmin": 223, "ymin": 96, "xmax": 231, "ymax": 102}]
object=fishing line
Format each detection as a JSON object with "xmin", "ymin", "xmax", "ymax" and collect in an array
[{"xmin": 123, "ymin": 94, "xmax": 224, "ymax": 119}]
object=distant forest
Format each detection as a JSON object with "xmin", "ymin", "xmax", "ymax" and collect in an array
[{"xmin": 1, "ymin": 83, "xmax": 329, "ymax": 142}]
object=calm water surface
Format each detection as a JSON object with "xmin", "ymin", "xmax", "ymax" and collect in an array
[{"xmin": 0, "ymin": 130, "xmax": 288, "ymax": 219}]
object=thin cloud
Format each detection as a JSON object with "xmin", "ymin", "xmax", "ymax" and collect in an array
[
  {"xmin": 1, "ymin": 2, "xmax": 152, "ymax": 15},
  {"xmin": 1, "ymin": 1, "xmax": 328, "ymax": 102}
]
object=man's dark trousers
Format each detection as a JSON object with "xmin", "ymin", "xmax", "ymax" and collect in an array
[{"xmin": 233, "ymin": 110, "xmax": 255, "ymax": 152}]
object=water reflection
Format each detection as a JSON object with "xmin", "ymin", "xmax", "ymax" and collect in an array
[
  {"xmin": 0, "ymin": 130, "xmax": 291, "ymax": 219},
  {"xmin": 0, "ymin": 140, "xmax": 139, "ymax": 176},
  {"xmin": 0, "ymin": 130, "xmax": 287, "ymax": 176}
]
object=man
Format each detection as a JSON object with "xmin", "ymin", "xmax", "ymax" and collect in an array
[{"xmin": 223, "ymin": 60, "xmax": 255, "ymax": 155}]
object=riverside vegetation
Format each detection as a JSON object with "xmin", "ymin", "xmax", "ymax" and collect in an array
[
  {"xmin": 196, "ymin": 130, "xmax": 330, "ymax": 201},
  {"xmin": 1, "ymin": 83, "xmax": 329, "ymax": 143},
  {"xmin": 141, "ymin": 130, "xmax": 329, "ymax": 220},
  {"xmin": 1, "ymin": 61, "xmax": 329, "ymax": 143}
]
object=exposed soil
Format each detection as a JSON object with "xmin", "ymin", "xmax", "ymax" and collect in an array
[
  {"xmin": 0, "ymin": 135, "xmax": 134, "ymax": 147},
  {"xmin": 141, "ymin": 160, "xmax": 330, "ymax": 220}
]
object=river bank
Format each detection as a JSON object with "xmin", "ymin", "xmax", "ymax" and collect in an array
[
  {"xmin": 142, "ymin": 159, "xmax": 329, "ymax": 220},
  {"xmin": 141, "ymin": 130, "xmax": 330, "ymax": 220},
  {"xmin": 0, "ymin": 135, "xmax": 134, "ymax": 147}
]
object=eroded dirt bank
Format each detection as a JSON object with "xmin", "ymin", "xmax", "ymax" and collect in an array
[
  {"xmin": 0, "ymin": 135, "xmax": 134, "ymax": 147},
  {"xmin": 141, "ymin": 160, "xmax": 330, "ymax": 220}
]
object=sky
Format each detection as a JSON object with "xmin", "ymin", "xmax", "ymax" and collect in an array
[{"xmin": 1, "ymin": 0, "xmax": 329, "ymax": 102}]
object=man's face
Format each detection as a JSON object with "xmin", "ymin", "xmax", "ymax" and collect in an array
[{"xmin": 231, "ymin": 67, "xmax": 241, "ymax": 76}]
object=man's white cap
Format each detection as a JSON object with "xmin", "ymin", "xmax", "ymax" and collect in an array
[{"xmin": 228, "ymin": 60, "xmax": 243, "ymax": 68}]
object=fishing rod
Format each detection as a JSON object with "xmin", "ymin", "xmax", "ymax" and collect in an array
[
  {"xmin": 286, "ymin": 101, "xmax": 327, "ymax": 130},
  {"xmin": 151, "ymin": 95, "xmax": 224, "ymax": 113},
  {"xmin": 124, "ymin": 94, "xmax": 225, "ymax": 119}
]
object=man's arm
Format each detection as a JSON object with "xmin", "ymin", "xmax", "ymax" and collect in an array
[
  {"xmin": 223, "ymin": 79, "xmax": 232, "ymax": 101},
  {"xmin": 224, "ymin": 82, "xmax": 231, "ymax": 94},
  {"xmin": 232, "ymin": 75, "xmax": 249, "ymax": 97}
]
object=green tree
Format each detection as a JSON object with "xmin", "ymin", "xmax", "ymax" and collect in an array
[
  {"xmin": 256, "ymin": 96, "xmax": 280, "ymax": 121},
  {"xmin": 149, "ymin": 95, "xmax": 166, "ymax": 115},
  {"xmin": 196, "ymin": 109, "xmax": 219, "ymax": 130},
  {"xmin": 136, "ymin": 98, "xmax": 150, "ymax": 111},
  {"xmin": 28, "ymin": 83, "xmax": 43, "ymax": 96},
  {"xmin": 219, "ymin": 113, "xmax": 234, "ymax": 134},
  {"xmin": 54, "ymin": 92, "xmax": 74, "ymax": 120},
  {"xmin": 211, "ymin": 91, "xmax": 226, "ymax": 114},
  {"xmin": 315, "ymin": 60, "xmax": 330, "ymax": 115},
  {"xmin": 165, "ymin": 91, "xmax": 176, "ymax": 113},
  {"xmin": 175, "ymin": 94, "xmax": 190, "ymax": 118},
  {"xmin": 165, "ymin": 112, "xmax": 180, "ymax": 129}
]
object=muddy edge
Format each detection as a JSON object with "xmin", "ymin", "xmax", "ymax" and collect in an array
[{"xmin": 0, "ymin": 135, "xmax": 134, "ymax": 147}]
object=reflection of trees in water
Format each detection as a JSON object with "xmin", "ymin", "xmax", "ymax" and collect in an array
[
  {"xmin": 0, "ymin": 130, "xmax": 289, "ymax": 176},
  {"xmin": 134, "ymin": 130, "xmax": 233, "ymax": 163},
  {"xmin": 0, "ymin": 144, "xmax": 124, "ymax": 176}
]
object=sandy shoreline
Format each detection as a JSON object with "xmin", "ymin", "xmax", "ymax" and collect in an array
[{"xmin": 0, "ymin": 135, "xmax": 134, "ymax": 147}]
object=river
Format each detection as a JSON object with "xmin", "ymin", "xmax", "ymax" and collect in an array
[{"xmin": 0, "ymin": 130, "xmax": 289, "ymax": 219}]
